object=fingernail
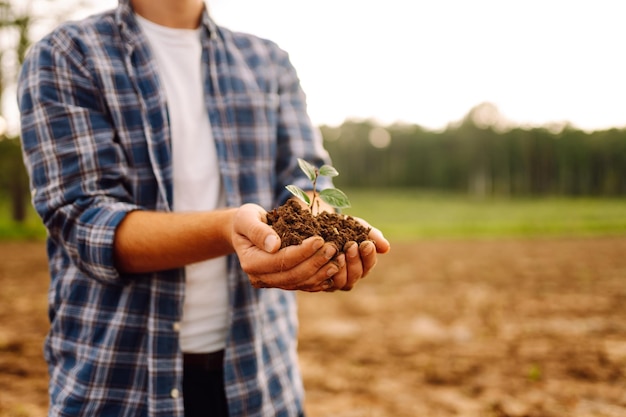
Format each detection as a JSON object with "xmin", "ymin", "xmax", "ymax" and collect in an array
[
  {"xmin": 347, "ymin": 243, "xmax": 359, "ymax": 258},
  {"xmin": 361, "ymin": 241, "xmax": 374, "ymax": 255},
  {"xmin": 312, "ymin": 238, "xmax": 324, "ymax": 251},
  {"xmin": 327, "ymin": 267, "xmax": 338, "ymax": 277},
  {"xmin": 336, "ymin": 254, "xmax": 346, "ymax": 268},
  {"xmin": 324, "ymin": 245, "xmax": 336, "ymax": 259},
  {"xmin": 264, "ymin": 235, "xmax": 279, "ymax": 252}
]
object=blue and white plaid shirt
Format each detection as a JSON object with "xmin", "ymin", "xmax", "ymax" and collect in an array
[{"xmin": 18, "ymin": 1, "xmax": 332, "ymax": 415}]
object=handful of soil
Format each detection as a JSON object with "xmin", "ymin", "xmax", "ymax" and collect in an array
[{"xmin": 266, "ymin": 199, "xmax": 371, "ymax": 250}]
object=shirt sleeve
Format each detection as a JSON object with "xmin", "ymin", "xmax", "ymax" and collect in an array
[
  {"xmin": 17, "ymin": 31, "xmax": 140, "ymax": 285},
  {"xmin": 269, "ymin": 42, "xmax": 334, "ymax": 204}
]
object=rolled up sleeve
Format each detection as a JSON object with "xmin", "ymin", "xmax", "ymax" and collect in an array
[{"xmin": 18, "ymin": 32, "xmax": 140, "ymax": 284}]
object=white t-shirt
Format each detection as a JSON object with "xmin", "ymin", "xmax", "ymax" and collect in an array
[{"xmin": 136, "ymin": 15, "xmax": 228, "ymax": 353}]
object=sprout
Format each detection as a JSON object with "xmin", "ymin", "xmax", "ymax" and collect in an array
[{"xmin": 286, "ymin": 158, "xmax": 351, "ymax": 212}]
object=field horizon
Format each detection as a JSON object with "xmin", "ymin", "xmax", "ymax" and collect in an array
[{"xmin": 1, "ymin": 190, "xmax": 625, "ymax": 241}]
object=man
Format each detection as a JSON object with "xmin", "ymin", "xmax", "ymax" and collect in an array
[{"xmin": 18, "ymin": 0, "xmax": 390, "ymax": 416}]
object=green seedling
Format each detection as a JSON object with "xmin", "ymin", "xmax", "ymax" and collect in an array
[{"xmin": 286, "ymin": 158, "xmax": 351, "ymax": 212}]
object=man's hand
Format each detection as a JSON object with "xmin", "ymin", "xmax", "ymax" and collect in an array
[
  {"xmin": 324, "ymin": 217, "xmax": 391, "ymax": 292},
  {"xmin": 231, "ymin": 204, "xmax": 390, "ymax": 292},
  {"xmin": 113, "ymin": 202, "xmax": 390, "ymax": 291},
  {"xmin": 231, "ymin": 204, "xmax": 345, "ymax": 292}
]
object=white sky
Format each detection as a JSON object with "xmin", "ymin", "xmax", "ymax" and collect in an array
[
  {"xmin": 19, "ymin": 1, "xmax": 626, "ymax": 132},
  {"xmin": 208, "ymin": 0, "xmax": 626, "ymax": 131}
]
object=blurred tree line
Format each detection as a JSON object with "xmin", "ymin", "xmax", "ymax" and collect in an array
[
  {"xmin": 0, "ymin": 0, "xmax": 88, "ymax": 222},
  {"xmin": 322, "ymin": 103, "xmax": 626, "ymax": 197},
  {"xmin": 0, "ymin": 0, "xmax": 32, "ymax": 222},
  {"xmin": 2, "ymin": 98, "xmax": 625, "ymax": 224}
]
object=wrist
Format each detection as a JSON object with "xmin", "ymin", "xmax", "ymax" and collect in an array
[{"xmin": 219, "ymin": 208, "xmax": 238, "ymax": 252}]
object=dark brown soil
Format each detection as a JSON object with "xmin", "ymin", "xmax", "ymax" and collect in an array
[
  {"xmin": 2, "ymin": 237, "xmax": 626, "ymax": 416},
  {"xmin": 266, "ymin": 199, "xmax": 371, "ymax": 250}
]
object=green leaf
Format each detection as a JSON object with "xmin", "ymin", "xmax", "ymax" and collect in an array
[
  {"xmin": 285, "ymin": 185, "xmax": 310, "ymax": 205},
  {"xmin": 297, "ymin": 158, "xmax": 317, "ymax": 182},
  {"xmin": 318, "ymin": 165, "xmax": 339, "ymax": 178},
  {"xmin": 319, "ymin": 188, "xmax": 351, "ymax": 209}
]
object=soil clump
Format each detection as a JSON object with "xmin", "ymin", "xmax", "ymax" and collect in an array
[{"xmin": 266, "ymin": 199, "xmax": 371, "ymax": 250}]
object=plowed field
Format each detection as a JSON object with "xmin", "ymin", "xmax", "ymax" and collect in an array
[{"xmin": 2, "ymin": 237, "xmax": 626, "ymax": 416}]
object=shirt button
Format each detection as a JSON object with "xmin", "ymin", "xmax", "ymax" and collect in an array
[
  {"xmin": 172, "ymin": 322, "xmax": 181, "ymax": 332},
  {"xmin": 171, "ymin": 388, "xmax": 180, "ymax": 399}
]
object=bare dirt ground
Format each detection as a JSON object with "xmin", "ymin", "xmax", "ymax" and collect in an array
[{"xmin": 1, "ymin": 237, "xmax": 626, "ymax": 417}]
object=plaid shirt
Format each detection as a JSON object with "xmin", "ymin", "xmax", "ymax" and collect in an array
[{"xmin": 18, "ymin": 1, "xmax": 332, "ymax": 416}]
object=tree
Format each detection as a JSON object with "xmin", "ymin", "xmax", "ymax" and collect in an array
[
  {"xmin": 0, "ymin": 0, "xmax": 90, "ymax": 222},
  {"xmin": 320, "ymin": 106, "xmax": 626, "ymax": 198},
  {"xmin": 0, "ymin": 1, "xmax": 31, "ymax": 222}
]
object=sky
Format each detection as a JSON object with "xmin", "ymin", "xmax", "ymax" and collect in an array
[{"xmin": 13, "ymin": 0, "xmax": 626, "ymax": 132}]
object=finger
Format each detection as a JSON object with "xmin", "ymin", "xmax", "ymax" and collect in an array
[
  {"xmin": 359, "ymin": 240, "xmax": 378, "ymax": 278},
  {"xmin": 248, "ymin": 241, "xmax": 339, "ymax": 290},
  {"xmin": 369, "ymin": 227, "xmax": 391, "ymax": 254},
  {"xmin": 301, "ymin": 277, "xmax": 335, "ymax": 293},
  {"xmin": 325, "ymin": 254, "xmax": 347, "ymax": 291},
  {"xmin": 233, "ymin": 204, "xmax": 281, "ymax": 253},
  {"xmin": 239, "ymin": 236, "xmax": 325, "ymax": 276},
  {"xmin": 277, "ymin": 243, "xmax": 339, "ymax": 289},
  {"xmin": 280, "ymin": 238, "xmax": 336, "ymax": 271},
  {"xmin": 322, "ymin": 278, "xmax": 336, "ymax": 292},
  {"xmin": 261, "ymin": 258, "xmax": 340, "ymax": 292},
  {"xmin": 342, "ymin": 241, "xmax": 364, "ymax": 290},
  {"xmin": 353, "ymin": 217, "xmax": 391, "ymax": 254}
]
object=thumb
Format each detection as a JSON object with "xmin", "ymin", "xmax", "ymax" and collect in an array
[
  {"xmin": 235, "ymin": 204, "xmax": 281, "ymax": 253},
  {"xmin": 263, "ymin": 234, "xmax": 281, "ymax": 253}
]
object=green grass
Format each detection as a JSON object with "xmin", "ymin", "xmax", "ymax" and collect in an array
[
  {"xmin": 0, "ymin": 199, "xmax": 46, "ymax": 240},
  {"xmin": 341, "ymin": 188, "xmax": 626, "ymax": 240},
  {"xmin": 1, "ymin": 190, "xmax": 625, "ymax": 241}
]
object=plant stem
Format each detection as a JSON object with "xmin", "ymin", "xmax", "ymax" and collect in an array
[{"xmin": 309, "ymin": 170, "xmax": 318, "ymax": 213}]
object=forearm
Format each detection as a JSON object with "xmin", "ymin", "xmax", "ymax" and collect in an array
[{"xmin": 113, "ymin": 208, "xmax": 237, "ymax": 274}]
